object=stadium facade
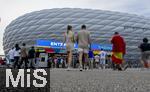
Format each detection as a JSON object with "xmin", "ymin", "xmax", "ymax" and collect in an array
[{"xmin": 3, "ymin": 8, "xmax": 150, "ymax": 62}]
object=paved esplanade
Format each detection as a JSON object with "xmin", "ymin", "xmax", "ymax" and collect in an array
[{"xmin": 50, "ymin": 69, "xmax": 150, "ymax": 92}]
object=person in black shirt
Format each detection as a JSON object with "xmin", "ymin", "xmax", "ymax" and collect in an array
[
  {"xmin": 28, "ymin": 46, "xmax": 35, "ymax": 69},
  {"xmin": 139, "ymin": 38, "xmax": 150, "ymax": 68},
  {"xmin": 35, "ymin": 48, "xmax": 40, "ymax": 68},
  {"xmin": 13, "ymin": 44, "xmax": 21, "ymax": 69}
]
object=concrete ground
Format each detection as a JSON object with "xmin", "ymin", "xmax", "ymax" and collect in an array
[{"xmin": 50, "ymin": 68, "xmax": 150, "ymax": 92}]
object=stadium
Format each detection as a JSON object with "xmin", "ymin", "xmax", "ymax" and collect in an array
[{"xmin": 3, "ymin": 8, "xmax": 150, "ymax": 65}]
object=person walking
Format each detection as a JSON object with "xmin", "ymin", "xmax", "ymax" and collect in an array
[
  {"xmin": 35, "ymin": 48, "xmax": 40, "ymax": 68},
  {"xmin": 138, "ymin": 38, "xmax": 150, "ymax": 68},
  {"xmin": 48, "ymin": 56, "xmax": 51, "ymax": 68},
  {"xmin": 110, "ymin": 32, "xmax": 126, "ymax": 71},
  {"xmin": 95, "ymin": 54, "xmax": 100, "ymax": 69},
  {"xmin": 99, "ymin": 49, "xmax": 107, "ymax": 69},
  {"xmin": 8, "ymin": 47, "xmax": 15, "ymax": 68},
  {"xmin": 88, "ymin": 49, "xmax": 94, "ymax": 70},
  {"xmin": 63, "ymin": 25, "xmax": 75, "ymax": 70},
  {"xmin": 77, "ymin": 25, "xmax": 91, "ymax": 71},
  {"xmin": 19, "ymin": 43, "xmax": 28, "ymax": 69},
  {"xmin": 13, "ymin": 44, "xmax": 21, "ymax": 69},
  {"xmin": 28, "ymin": 46, "xmax": 36, "ymax": 69}
]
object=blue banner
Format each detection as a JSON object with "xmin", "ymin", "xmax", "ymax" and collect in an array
[{"xmin": 36, "ymin": 39, "xmax": 112, "ymax": 51}]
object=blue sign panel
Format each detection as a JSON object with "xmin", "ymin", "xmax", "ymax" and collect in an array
[
  {"xmin": 36, "ymin": 39, "xmax": 112, "ymax": 50},
  {"xmin": 91, "ymin": 44, "xmax": 112, "ymax": 51},
  {"xmin": 36, "ymin": 39, "xmax": 66, "ymax": 48}
]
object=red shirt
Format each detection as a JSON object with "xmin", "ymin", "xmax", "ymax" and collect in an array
[{"xmin": 111, "ymin": 35, "xmax": 126, "ymax": 54}]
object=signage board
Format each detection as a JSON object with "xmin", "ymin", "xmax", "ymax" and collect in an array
[{"xmin": 36, "ymin": 39, "xmax": 112, "ymax": 51}]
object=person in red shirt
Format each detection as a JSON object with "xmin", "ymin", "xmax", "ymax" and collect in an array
[{"xmin": 110, "ymin": 32, "xmax": 127, "ymax": 70}]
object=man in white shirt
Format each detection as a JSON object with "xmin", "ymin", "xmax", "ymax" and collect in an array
[
  {"xmin": 8, "ymin": 47, "xmax": 15, "ymax": 67},
  {"xmin": 100, "ymin": 49, "xmax": 107, "ymax": 69}
]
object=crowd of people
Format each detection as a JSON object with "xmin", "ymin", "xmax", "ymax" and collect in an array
[
  {"xmin": 7, "ymin": 43, "xmax": 40, "ymax": 69},
  {"xmin": 6, "ymin": 24, "xmax": 150, "ymax": 70},
  {"xmin": 61, "ymin": 24, "xmax": 150, "ymax": 71},
  {"xmin": 60, "ymin": 25, "xmax": 127, "ymax": 71},
  {"xmin": 49, "ymin": 50, "xmax": 112, "ymax": 69}
]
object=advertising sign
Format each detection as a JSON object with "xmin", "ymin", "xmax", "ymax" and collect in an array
[{"xmin": 36, "ymin": 39, "xmax": 112, "ymax": 51}]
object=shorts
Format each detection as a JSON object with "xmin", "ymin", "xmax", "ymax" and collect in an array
[
  {"xmin": 66, "ymin": 43, "xmax": 74, "ymax": 51},
  {"xmin": 141, "ymin": 51, "xmax": 150, "ymax": 61},
  {"xmin": 78, "ymin": 48, "xmax": 89, "ymax": 53}
]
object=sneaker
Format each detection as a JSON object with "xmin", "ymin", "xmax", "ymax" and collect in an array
[
  {"xmin": 67, "ymin": 67, "xmax": 71, "ymax": 71},
  {"xmin": 80, "ymin": 68, "xmax": 83, "ymax": 71},
  {"xmin": 86, "ymin": 66, "xmax": 89, "ymax": 70},
  {"xmin": 79, "ymin": 66, "xmax": 83, "ymax": 71},
  {"xmin": 85, "ymin": 67, "xmax": 89, "ymax": 70},
  {"xmin": 117, "ymin": 65, "xmax": 123, "ymax": 71},
  {"xmin": 124, "ymin": 64, "xmax": 128, "ymax": 71}
]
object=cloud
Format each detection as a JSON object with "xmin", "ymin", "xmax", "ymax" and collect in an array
[{"xmin": 111, "ymin": 0, "xmax": 150, "ymax": 17}]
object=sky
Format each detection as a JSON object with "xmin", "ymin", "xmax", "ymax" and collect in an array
[{"xmin": 0, "ymin": 0, "xmax": 150, "ymax": 55}]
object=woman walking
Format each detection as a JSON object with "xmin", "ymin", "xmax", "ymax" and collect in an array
[{"xmin": 63, "ymin": 25, "xmax": 75, "ymax": 70}]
